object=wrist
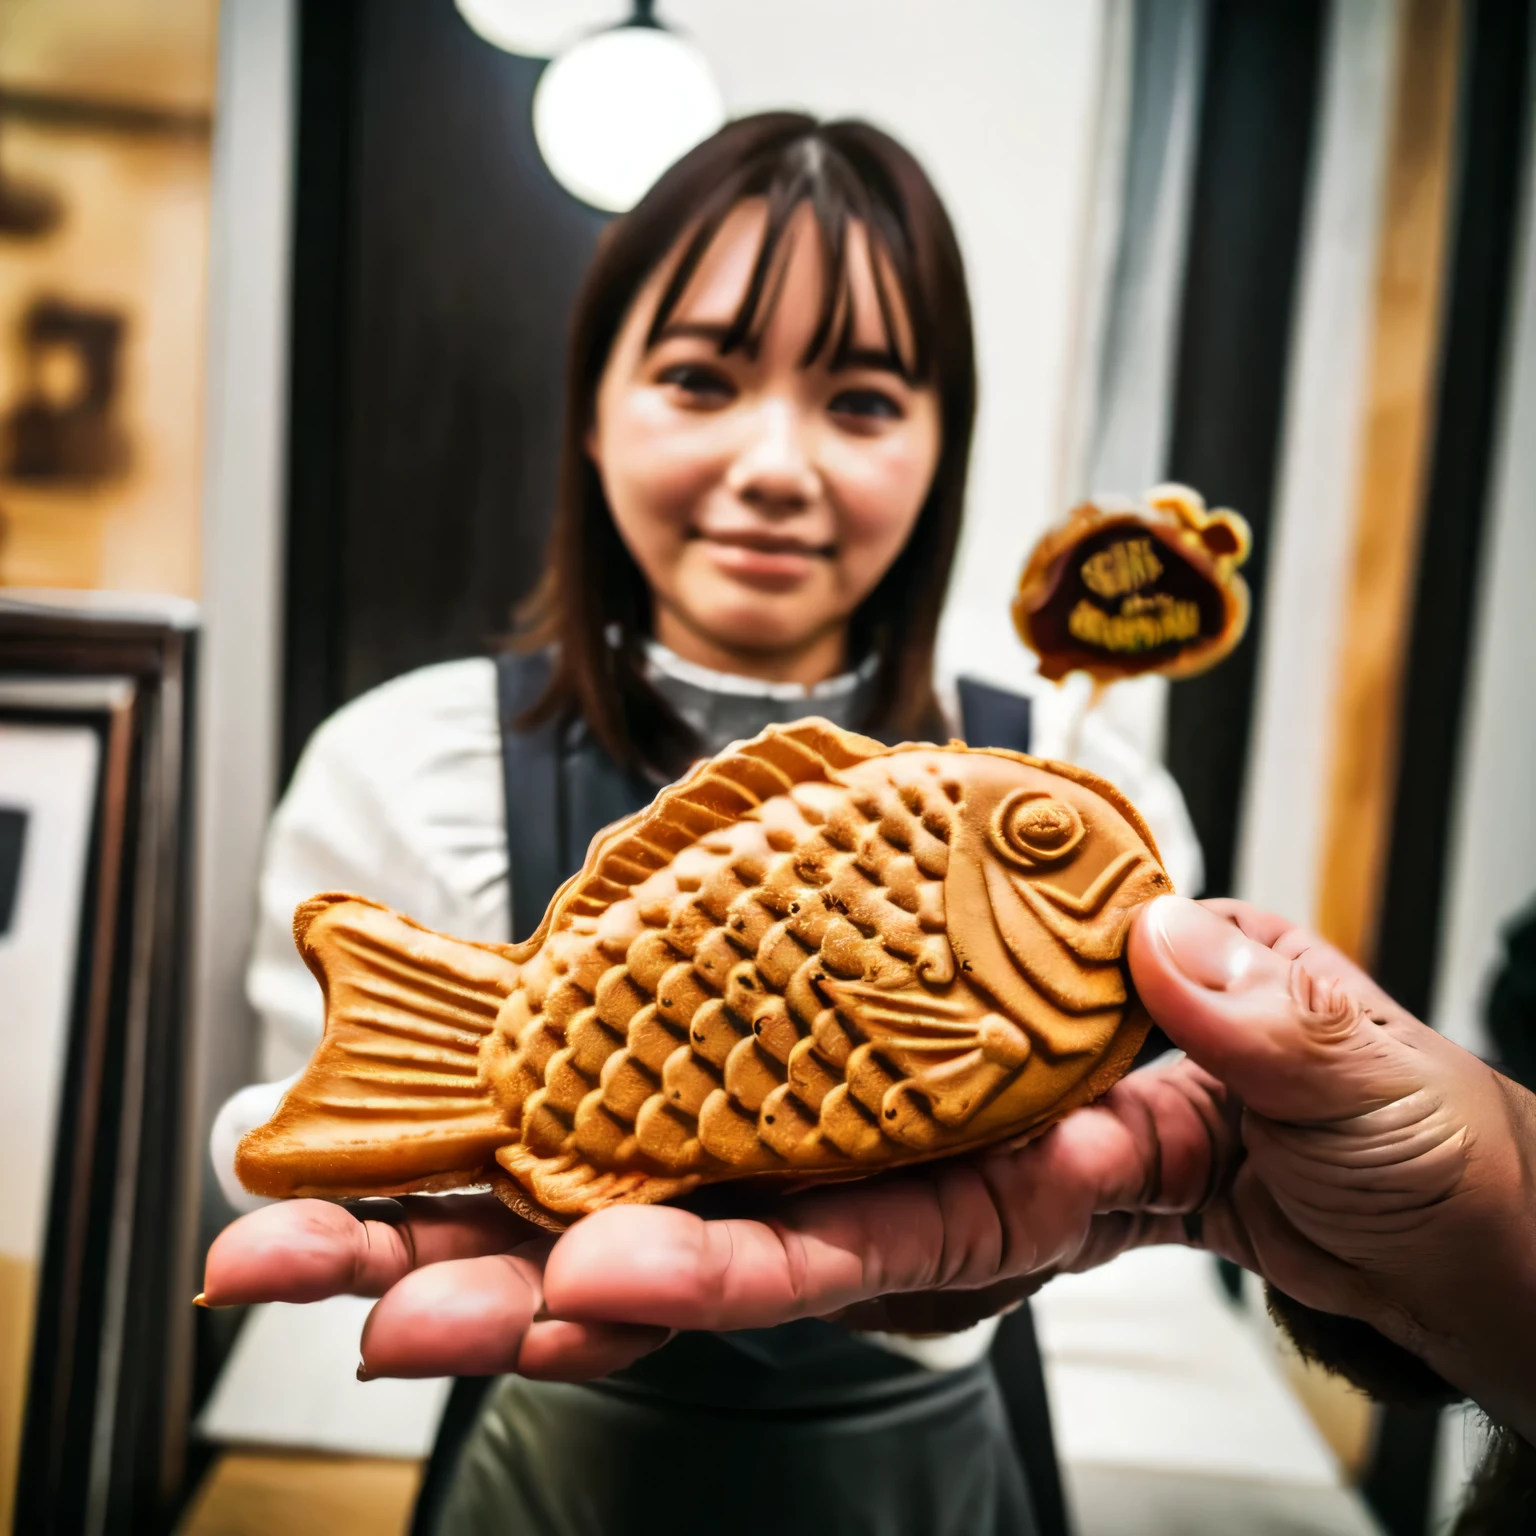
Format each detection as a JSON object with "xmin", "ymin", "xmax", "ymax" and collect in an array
[{"xmin": 1417, "ymin": 1262, "xmax": 1536, "ymax": 1445}]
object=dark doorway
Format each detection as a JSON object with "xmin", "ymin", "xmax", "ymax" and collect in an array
[{"xmin": 282, "ymin": 0, "xmax": 609, "ymax": 784}]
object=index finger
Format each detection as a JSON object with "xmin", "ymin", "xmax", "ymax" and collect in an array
[
  {"xmin": 543, "ymin": 1061, "xmax": 1225, "ymax": 1331},
  {"xmin": 201, "ymin": 1193, "xmax": 536, "ymax": 1306},
  {"xmin": 545, "ymin": 1176, "xmax": 944, "ymax": 1332}
]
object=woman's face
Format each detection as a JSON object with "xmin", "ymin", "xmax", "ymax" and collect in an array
[{"xmin": 589, "ymin": 200, "xmax": 942, "ymax": 683}]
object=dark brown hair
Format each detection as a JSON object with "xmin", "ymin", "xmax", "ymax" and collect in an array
[{"xmin": 520, "ymin": 112, "xmax": 976, "ymax": 778}]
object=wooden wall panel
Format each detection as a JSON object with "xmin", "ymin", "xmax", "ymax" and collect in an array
[
  {"xmin": 1375, "ymin": 0, "xmax": 1532, "ymax": 1019},
  {"xmin": 1316, "ymin": 0, "xmax": 1462, "ymax": 964}
]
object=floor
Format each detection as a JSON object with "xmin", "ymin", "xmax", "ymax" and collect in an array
[
  {"xmin": 1064, "ymin": 1464, "xmax": 1379, "ymax": 1536},
  {"xmin": 180, "ymin": 1454, "xmax": 1386, "ymax": 1536},
  {"xmin": 0, "ymin": 1253, "xmax": 35, "ymax": 1535},
  {"xmin": 1032, "ymin": 1248, "xmax": 1382, "ymax": 1535},
  {"xmin": 178, "ymin": 1453, "xmax": 421, "ymax": 1536}
]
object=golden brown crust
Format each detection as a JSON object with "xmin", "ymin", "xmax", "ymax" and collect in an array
[
  {"xmin": 489, "ymin": 1169, "xmax": 576, "ymax": 1232},
  {"xmin": 238, "ymin": 721, "xmax": 1170, "ymax": 1217}
]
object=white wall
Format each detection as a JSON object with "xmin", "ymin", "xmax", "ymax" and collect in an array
[
  {"xmin": 670, "ymin": 0, "xmax": 1113, "ymax": 701},
  {"xmin": 193, "ymin": 0, "xmax": 294, "ymax": 1229}
]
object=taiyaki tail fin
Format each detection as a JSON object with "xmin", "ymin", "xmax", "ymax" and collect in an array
[{"xmin": 235, "ymin": 894, "xmax": 522, "ymax": 1199}]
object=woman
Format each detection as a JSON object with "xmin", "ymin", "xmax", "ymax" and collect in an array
[{"xmin": 210, "ymin": 113, "xmax": 1199, "ymax": 1536}]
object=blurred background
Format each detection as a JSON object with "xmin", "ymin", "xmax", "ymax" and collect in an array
[{"xmin": 1, "ymin": 0, "xmax": 1532, "ymax": 1532}]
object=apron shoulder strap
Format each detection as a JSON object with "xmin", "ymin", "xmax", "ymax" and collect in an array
[
  {"xmin": 956, "ymin": 674, "xmax": 1032, "ymax": 755},
  {"xmin": 494, "ymin": 650, "xmax": 656, "ymax": 942},
  {"xmin": 494, "ymin": 650, "xmax": 563, "ymax": 944}
]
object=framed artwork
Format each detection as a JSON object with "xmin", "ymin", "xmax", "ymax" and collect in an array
[
  {"xmin": 0, "ymin": 593, "xmax": 197, "ymax": 1536},
  {"xmin": 0, "ymin": 0, "xmax": 218, "ymax": 598},
  {"xmin": 0, "ymin": 687, "xmax": 121, "ymax": 1531}
]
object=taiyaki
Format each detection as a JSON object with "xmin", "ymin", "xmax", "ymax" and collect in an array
[
  {"xmin": 1014, "ymin": 484, "xmax": 1252, "ymax": 683},
  {"xmin": 237, "ymin": 720, "xmax": 1171, "ymax": 1224}
]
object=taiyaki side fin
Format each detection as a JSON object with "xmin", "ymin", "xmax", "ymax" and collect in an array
[
  {"xmin": 818, "ymin": 978, "xmax": 1033, "ymax": 1137},
  {"xmin": 549, "ymin": 719, "xmax": 889, "ymax": 927},
  {"xmin": 235, "ymin": 894, "xmax": 521, "ymax": 1199}
]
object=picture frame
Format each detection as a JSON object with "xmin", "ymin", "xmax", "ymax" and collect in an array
[{"xmin": 0, "ymin": 593, "xmax": 198, "ymax": 1536}]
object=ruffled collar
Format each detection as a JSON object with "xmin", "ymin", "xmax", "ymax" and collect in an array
[{"xmin": 641, "ymin": 639, "xmax": 878, "ymax": 757}]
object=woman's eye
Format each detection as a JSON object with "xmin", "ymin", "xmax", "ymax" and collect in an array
[
  {"xmin": 829, "ymin": 388, "xmax": 903, "ymax": 422},
  {"xmin": 658, "ymin": 363, "xmax": 735, "ymax": 403}
]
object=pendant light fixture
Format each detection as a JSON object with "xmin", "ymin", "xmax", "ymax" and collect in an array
[
  {"xmin": 455, "ymin": 0, "xmax": 625, "ymax": 60},
  {"xmin": 531, "ymin": 0, "xmax": 726, "ymax": 214}
]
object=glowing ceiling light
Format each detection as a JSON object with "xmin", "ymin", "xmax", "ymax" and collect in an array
[
  {"xmin": 455, "ymin": 0, "xmax": 625, "ymax": 59},
  {"xmin": 532, "ymin": 7, "xmax": 726, "ymax": 214}
]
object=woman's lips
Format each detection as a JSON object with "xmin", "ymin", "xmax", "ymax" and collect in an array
[{"xmin": 692, "ymin": 532, "xmax": 830, "ymax": 588}]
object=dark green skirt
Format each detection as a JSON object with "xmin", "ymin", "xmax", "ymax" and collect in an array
[{"xmin": 432, "ymin": 1326, "xmax": 1036, "ymax": 1536}]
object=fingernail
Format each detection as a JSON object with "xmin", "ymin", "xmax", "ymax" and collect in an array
[
  {"xmin": 192, "ymin": 1292, "xmax": 209, "ymax": 1308},
  {"xmin": 1146, "ymin": 896, "xmax": 1259, "ymax": 990},
  {"xmin": 356, "ymin": 1360, "xmax": 374, "ymax": 1382}
]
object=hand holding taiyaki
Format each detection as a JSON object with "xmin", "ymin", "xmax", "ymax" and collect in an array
[
  {"xmin": 237, "ymin": 719, "xmax": 1171, "ymax": 1224},
  {"xmin": 538, "ymin": 898, "xmax": 1536, "ymax": 1447},
  {"xmin": 207, "ymin": 895, "xmax": 1536, "ymax": 1439}
]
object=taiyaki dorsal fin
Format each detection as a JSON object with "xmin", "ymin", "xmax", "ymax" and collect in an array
[{"xmin": 549, "ymin": 719, "xmax": 889, "ymax": 929}]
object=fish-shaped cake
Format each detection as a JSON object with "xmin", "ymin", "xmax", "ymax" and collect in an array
[
  {"xmin": 237, "ymin": 720, "xmax": 1171, "ymax": 1224},
  {"xmin": 1014, "ymin": 484, "xmax": 1252, "ymax": 684}
]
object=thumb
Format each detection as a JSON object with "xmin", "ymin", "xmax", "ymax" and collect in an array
[{"xmin": 1126, "ymin": 896, "xmax": 1420, "ymax": 1124}]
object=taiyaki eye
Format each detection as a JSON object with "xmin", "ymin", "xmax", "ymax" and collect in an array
[{"xmin": 990, "ymin": 791, "xmax": 1085, "ymax": 870}]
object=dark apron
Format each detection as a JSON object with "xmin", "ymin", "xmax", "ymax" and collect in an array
[{"xmin": 414, "ymin": 656, "xmax": 1064, "ymax": 1536}]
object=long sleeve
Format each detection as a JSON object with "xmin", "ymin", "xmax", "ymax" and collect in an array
[{"xmin": 210, "ymin": 658, "xmax": 509, "ymax": 1211}]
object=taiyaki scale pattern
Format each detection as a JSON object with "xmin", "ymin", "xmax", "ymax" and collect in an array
[{"xmin": 237, "ymin": 721, "xmax": 1172, "ymax": 1224}]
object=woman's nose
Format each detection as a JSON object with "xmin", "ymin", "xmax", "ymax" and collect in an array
[{"xmin": 724, "ymin": 400, "xmax": 821, "ymax": 514}]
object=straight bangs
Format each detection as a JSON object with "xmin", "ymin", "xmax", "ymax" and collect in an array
[
  {"xmin": 643, "ymin": 140, "xmax": 929, "ymax": 384},
  {"xmin": 520, "ymin": 113, "xmax": 977, "ymax": 780}
]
